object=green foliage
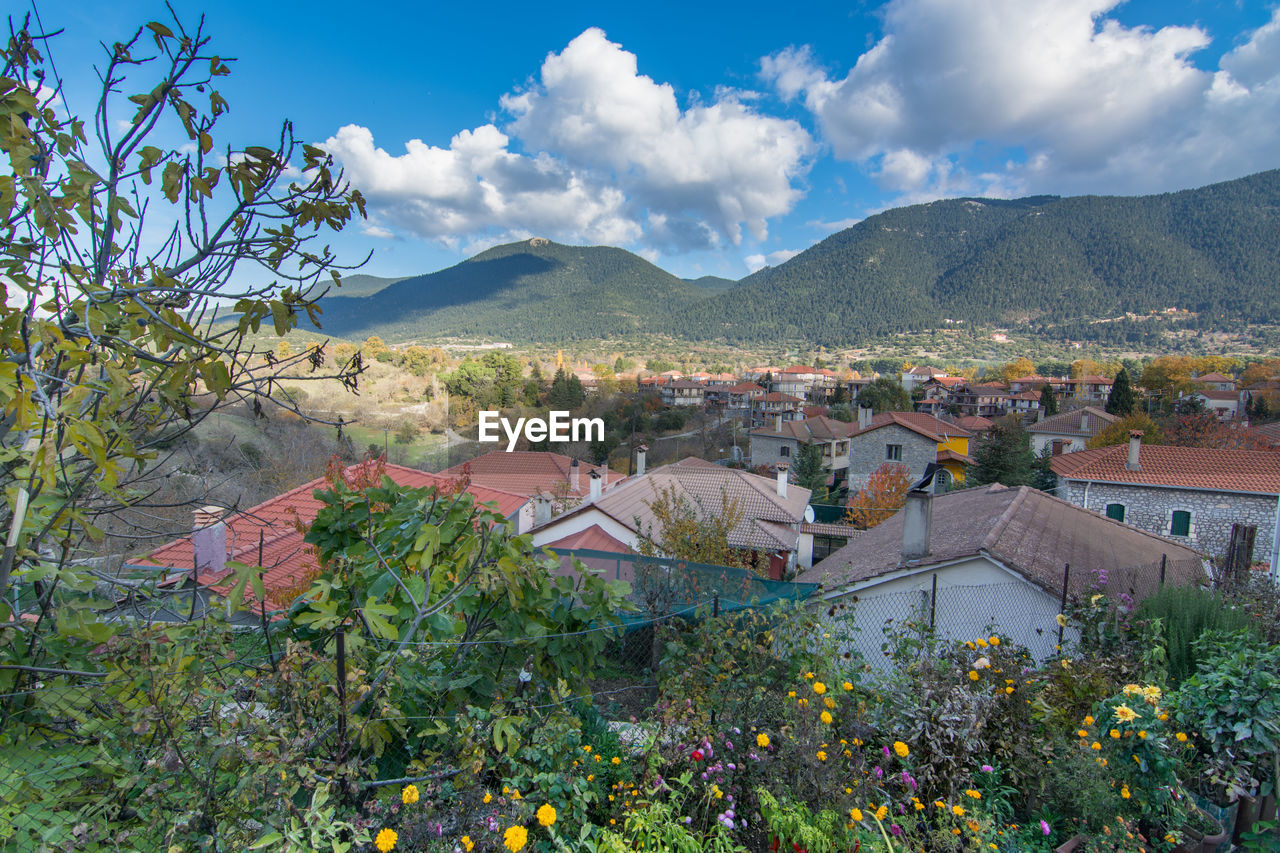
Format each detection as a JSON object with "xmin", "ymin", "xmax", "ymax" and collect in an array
[
  {"xmin": 1135, "ymin": 586, "xmax": 1254, "ymax": 686},
  {"xmin": 547, "ymin": 367, "xmax": 586, "ymax": 409},
  {"xmin": 1106, "ymin": 368, "xmax": 1136, "ymax": 415},
  {"xmin": 968, "ymin": 420, "xmax": 1036, "ymax": 487},
  {"xmin": 858, "ymin": 377, "xmax": 913, "ymax": 414},
  {"xmin": 1040, "ymin": 384, "xmax": 1059, "ymax": 416},
  {"xmin": 793, "ymin": 443, "xmax": 828, "ymax": 501}
]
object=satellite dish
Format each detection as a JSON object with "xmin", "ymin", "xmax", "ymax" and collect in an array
[{"xmin": 804, "ymin": 506, "xmax": 815, "ymax": 523}]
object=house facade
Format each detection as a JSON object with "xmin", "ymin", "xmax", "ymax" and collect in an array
[
  {"xmin": 1028, "ymin": 406, "xmax": 1118, "ymax": 455},
  {"xmin": 750, "ymin": 416, "xmax": 855, "ymax": 485},
  {"xmin": 1051, "ymin": 435, "xmax": 1280, "ymax": 567},
  {"xmin": 847, "ymin": 411, "xmax": 972, "ymax": 492}
]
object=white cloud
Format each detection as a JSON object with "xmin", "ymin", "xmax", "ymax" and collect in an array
[
  {"xmin": 361, "ymin": 224, "xmax": 395, "ymax": 239},
  {"xmin": 744, "ymin": 247, "xmax": 802, "ymax": 272},
  {"xmin": 325, "ymin": 28, "xmax": 813, "ymax": 255},
  {"xmin": 763, "ymin": 0, "xmax": 1280, "ymax": 197}
]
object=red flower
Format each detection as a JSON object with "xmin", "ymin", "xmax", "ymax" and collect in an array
[{"xmin": 691, "ymin": 749, "xmax": 704, "ymax": 761}]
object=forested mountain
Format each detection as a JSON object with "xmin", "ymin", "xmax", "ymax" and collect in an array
[
  {"xmin": 311, "ymin": 238, "xmax": 708, "ymax": 342},
  {"xmin": 313, "ymin": 170, "xmax": 1280, "ymax": 346}
]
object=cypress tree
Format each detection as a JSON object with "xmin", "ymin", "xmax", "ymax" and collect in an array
[
  {"xmin": 1039, "ymin": 384, "xmax": 1059, "ymax": 416},
  {"xmin": 1107, "ymin": 368, "xmax": 1136, "ymax": 416}
]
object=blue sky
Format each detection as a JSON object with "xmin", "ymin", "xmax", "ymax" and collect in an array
[{"xmin": 40, "ymin": 1, "xmax": 1280, "ymax": 281}]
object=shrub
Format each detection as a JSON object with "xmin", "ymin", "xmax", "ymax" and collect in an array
[{"xmin": 1135, "ymin": 586, "xmax": 1253, "ymax": 685}]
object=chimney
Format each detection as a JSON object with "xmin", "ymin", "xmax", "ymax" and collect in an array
[
  {"xmin": 191, "ymin": 506, "xmax": 226, "ymax": 574},
  {"xmin": 569, "ymin": 458, "xmax": 580, "ymax": 493},
  {"xmin": 776, "ymin": 463, "xmax": 789, "ymax": 499},
  {"xmin": 1126, "ymin": 431, "xmax": 1143, "ymax": 471},
  {"xmin": 589, "ymin": 469, "xmax": 602, "ymax": 502},
  {"xmin": 775, "ymin": 414, "xmax": 783, "ymax": 432},
  {"xmin": 1080, "ymin": 411, "xmax": 1089, "ymax": 432},
  {"xmin": 1036, "ymin": 406, "xmax": 1045, "ymax": 423},
  {"xmin": 901, "ymin": 489, "xmax": 933, "ymax": 562},
  {"xmin": 636, "ymin": 444, "xmax": 648, "ymax": 477},
  {"xmin": 533, "ymin": 492, "xmax": 553, "ymax": 527},
  {"xmin": 858, "ymin": 405, "xmax": 872, "ymax": 430}
]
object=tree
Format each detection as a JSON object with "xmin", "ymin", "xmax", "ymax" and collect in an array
[
  {"xmin": 844, "ymin": 463, "xmax": 912, "ymax": 529},
  {"xmin": 634, "ymin": 483, "xmax": 760, "ymax": 571},
  {"xmin": 1039, "ymin": 384, "xmax": 1059, "ymax": 416},
  {"xmin": 968, "ymin": 419, "xmax": 1036, "ymax": 487},
  {"xmin": 792, "ymin": 443, "xmax": 828, "ymax": 502},
  {"xmin": 1088, "ymin": 413, "xmax": 1164, "ymax": 449},
  {"xmin": 857, "ymin": 377, "xmax": 912, "ymax": 414},
  {"xmin": 547, "ymin": 367, "xmax": 585, "ymax": 409},
  {"xmin": 999, "ymin": 358, "xmax": 1036, "ymax": 384},
  {"xmin": 0, "ymin": 13, "xmax": 366, "ymax": 607},
  {"xmin": 1163, "ymin": 412, "xmax": 1273, "ymax": 451},
  {"xmin": 1106, "ymin": 367, "xmax": 1136, "ymax": 416}
]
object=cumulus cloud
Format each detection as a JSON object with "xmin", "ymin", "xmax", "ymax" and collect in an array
[
  {"xmin": 763, "ymin": 0, "xmax": 1280, "ymax": 197},
  {"xmin": 326, "ymin": 28, "xmax": 813, "ymax": 253},
  {"xmin": 744, "ymin": 248, "xmax": 802, "ymax": 273}
]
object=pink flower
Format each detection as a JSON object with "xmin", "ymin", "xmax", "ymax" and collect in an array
[
  {"xmin": 981, "ymin": 765, "xmax": 994, "ymax": 773},
  {"xmin": 1040, "ymin": 820, "xmax": 1051, "ymax": 836}
]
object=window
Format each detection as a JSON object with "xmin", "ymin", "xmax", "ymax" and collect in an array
[
  {"xmin": 1105, "ymin": 503, "xmax": 1126, "ymax": 522},
  {"xmin": 1171, "ymin": 510, "xmax": 1191, "ymax": 537},
  {"xmin": 779, "ymin": 445, "xmax": 790, "ymax": 458},
  {"xmin": 886, "ymin": 444, "xmax": 902, "ymax": 461}
]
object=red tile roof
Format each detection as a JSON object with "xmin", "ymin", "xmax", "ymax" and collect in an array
[
  {"xmin": 758, "ymin": 392, "xmax": 804, "ymax": 403},
  {"xmin": 543, "ymin": 524, "xmax": 630, "ymax": 553},
  {"xmin": 140, "ymin": 464, "xmax": 527, "ymax": 612},
  {"xmin": 1050, "ymin": 444, "xmax": 1280, "ymax": 495},
  {"xmin": 854, "ymin": 411, "xmax": 973, "ymax": 442},
  {"xmin": 1194, "ymin": 372, "xmax": 1235, "ymax": 384},
  {"xmin": 440, "ymin": 450, "xmax": 623, "ymax": 498}
]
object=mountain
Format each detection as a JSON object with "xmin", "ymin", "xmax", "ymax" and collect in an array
[
  {"xmin": 312, "ymin": 237, "xmax": 707, "ymax": 343},
  {"xmin": 312, "ymin": 170, "xmax": 1280, "ymax": 346}
]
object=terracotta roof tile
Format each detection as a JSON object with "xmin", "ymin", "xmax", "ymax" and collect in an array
[
  {"xmin": 440, "ymin": 450, "xmax": 623, "ymax": 498},
  {"xmin": 853, "ymin": 411, "xmax": 973, "ymax": 442},
  {"xmin": 1029, "ymin": 406, "xmax": 1118, "ymax": 437},
  {"xmin": 543, "ymin": 524, "xmax": 631, "ymax": 552},
  {"xmin": 1050, "ymin": 444, "xmax": 1280, "ymax": 494}
]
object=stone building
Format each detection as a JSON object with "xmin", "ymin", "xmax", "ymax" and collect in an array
[
  {"xmin": 847, "ymin": 410, "xmax": 973, "ymax": 493},
  {"xmin": 1051, "ymin": 432, "xmax": 1280, "ymax": 569}
]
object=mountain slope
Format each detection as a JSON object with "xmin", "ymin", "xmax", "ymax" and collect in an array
[
  {"xmin": 312, "ymin": 170, "xmax": 1280, "ymax": 346},
  {"xmin": 313, "ymin": 238, "xmax": 707, "ymax": 342}
]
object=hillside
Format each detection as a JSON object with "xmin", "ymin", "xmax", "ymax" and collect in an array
[
  {"xmin": 311, "ymin": 170, "xmax": 1280, "ymax": 346},
  {"xmin": 312, "ymin": 238, "xmax": 707, "ymax": 342}
]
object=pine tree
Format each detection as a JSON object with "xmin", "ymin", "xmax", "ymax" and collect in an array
[
  {"xmin": 793, "ymin": 443, "xmax": 828, "ymax": 502},
  {"xmin": 1039, "ymin": 384, "xmax": 1059, "ymax": 416},
  {"xmin": 968, "ymin": 420, "xmax": 1036, "ymax": 487},
  {"xmin": 1106, "ymin": 368, "xmax": 1136, "ymax": 416}
]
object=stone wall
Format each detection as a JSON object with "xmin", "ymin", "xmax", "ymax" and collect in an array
[
  {"xmin": 847, "ymin": 425, "xmax": 935, "ymax": 491},
  {"xmin": 749, "ymin": 433, "xmax": 798, "ymax": 469},
  {"xmin": 1063, "ymin": 480, "xmax": 1278, "ymax": 563}
]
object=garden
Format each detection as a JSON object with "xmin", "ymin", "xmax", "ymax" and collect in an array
[{"xmin": 3, "ymin": 476, "xmax": 1279, "ymax": 853}]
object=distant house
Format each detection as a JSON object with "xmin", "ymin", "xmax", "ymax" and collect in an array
[
  {"xmin": 901, "ymin": 365, "xmax": 948, "ymax": 391},
  {"xmin": 711, "ymin": 381, "xmax": 765, "ymax": 411},
  {"xmin": 1192, "ymin": 389, "xmax": 1243, "ymax": 421},
  {"xmin": 801, "ymin": 484, "xmax": 1207, "ymax": 664},
  {"xmin": 1063, "ymin": 375, "xmax": 1114, "ymax": 403},
  {"xmin": 138, "ymin": 463, "xmax": 530, "ymax": 618},
  {"xmin": 661, "ymin": 379, "xmax": 706, "ymax": 407},
  {"xmin": 847, "ymin": 410, "xmax": 973, "ymax": 492},
  {"xmin": 1050, "ymin": 433, "xmax": 1280, "ymax": 567},
  {"xmin": 750, "ymin": 415, "xmax": 856, "ymax": 488},
  {"xmin": 1193, "ymin": 372, "xmax": 1236, "ymax": 392},
  {"xmin": 530, "ymin": 458, "xmax": 813, "ymax": 578},
  {"xmin": 440, "ymin": 451, "xmax": 624, "ymax": 503},
  {"xmin": 952, "ymin": 383, "xmax": 1013, "ymax": 418},
  {"xmin": 751, "ymin": 392, "xmax": 805, "ymax": 427},
  {"xmin": 1028, "ymin": 406, "xmax": 1119, "ymax": 456}
]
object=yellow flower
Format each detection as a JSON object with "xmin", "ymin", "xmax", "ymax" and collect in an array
[
  {"xmin": 484, "ymin": 792, "xmax": 493, "ymax": 804},
  {"xmin": 850, "ymin": 807, "xmax": 863, "ymax": 821},
  {"xmin": 537, "ymin": 803, "xmax": 557, "ymax": 827},
  {"xmin": 893, "ymin": 741, "xmax": 909, "ymax": 758},
  {"xmin": 875, "ymin": 805, "xmax": 888, "ymax": 821},
  {"xmin": 511, "ymin": 789, "xmax": 522, "ymax": 800},
  {"xmin": 976, "ymin": 637, "xmax": 988, "ymax": 648},
  {"xmin": 817, "ymin": 750, "xmax": 828, "ymax": 761},
  {"xmin": 1077, "ymin": 729, "xmax": 1089, "ymax": 738},
  {"xmin": 757, "ymin": 733, "xmax": 770, "ymax": 748},
  {"xmin": 375, "ymin": 828, "xmax": 398, "ymax": 853},
  {"xmin": 965, "ymin": 789, "xmax": 982, "ymax": 799},
  {"xmin": 953, "ymin": 805, "xmax": 966, "ymax": 816},
  {"xmin": 1158, "ymin": 712, "xmax": 1169, "ymax": 721},
  {"xmin": 1138, "ymin": 730, "xmax": 1147, "ymax": 739},
  {"xmin": 1091, "ymin": 593, "xmax": 1103, "ymax": 606},
  {"xmin": 824, "ymin": 696, "xmax": 836, "ymax": 709},
  {"xmin": 611, "ymin": 756, "xmax": 621, "ymax": 765},
  {"xmin": 798, "ymin": 698, "xmax": 809, "ymax": 708},
  {"xmin": 843, "ymin": 681, "xmax": 853, "ymax": 691},
  {"xmin": 1091, "ymin": 742, "xmax": 1102, "ymax": 751},
  {"xmin": 968, "ymin": 819, "xmax": 982, "ymax": 833},
  {"xmin": 503, "ymin": 825, "xmax": 528, "ymax": 851},
  {"xmin": 1005, "ymin": 686, "xmax": 1014, "ymax": 694},
  {"xmin": 1110, "ymin": 729, "xmax": 1121, "ymax": 739},
  {"xmin": 820, "ymin": 711, "xmax": 833, "ymax": 725},
  {"xmin": 1143, "ymin": 685, "xmax": 1162, "ymax": 704},
  {"xmin": 1121, "ymin": 786, "xmax": 1130, "ymax": 799},
  {"xmin": 1084, "ymin": 716, "xmax": 1095, "ymax": 725},
  {"xmin": 1176, "ymin": 732, "xmax": 1188, "ymax": 742},
  {"xmin": 804, "ymin": 671, "xmax": 815, "ymax": 679},
  {"xmin": 788, "ymin": 690, "xmax": 796, "ymax": 698},
  {"xmin": 582, "ymin": 745, "xmax": 591, "ymax": 753},
  {"xmin": 461, "ymin": 837, "xmax": 474, "ymax": 852},
  {"xmin": 813, "ymin": 681, "xmax": 827, "ymax": 695},
  {"xmin": 968, "ymin": 670, "xmax": 980, "ymax": 681},
  {"xmin": 989, "ymin": 636, "xmax": 1000, "ymax": 646},
  {"xmin": 587, "ymin": 774, "xmax": 594, "ymax": 781},
  {"xmin": 1123, "ymin": 684, "xmax": 1143, "ymax": 696},
  {"xmin": 1056, "ymin": 613, "xmax": 1068, "ymax": 627},
  {"xmin": 401, "ymin": 784, "xmax": 419, "ymax": 805},
  {"xmin": 1114, "ymin": 705, "xmax": 1139, "ymax": 723}
]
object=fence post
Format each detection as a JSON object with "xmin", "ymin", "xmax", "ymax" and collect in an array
[
  {"xmin": 1159, "ymin": 554, "xmax": 1167, "ymax": 588},
  {"xmin": 713, "ymin": 594, "xmax": 720, "ymax": 618},
  {"xmin": 929, "ymin": 574, "xmax": 937, "ymax": 630},
  {"xmin": 336, "ymin": 626, "xmax": 347, "ymax": 761},
  {"xmin": 1057, "ymin": 564, "xmax": 1070, "ymax": 648}
]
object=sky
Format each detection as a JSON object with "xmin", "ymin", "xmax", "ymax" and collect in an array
[{"xmin": 37, "ymin": 0, "xmax": 1280, "ymax": 281}]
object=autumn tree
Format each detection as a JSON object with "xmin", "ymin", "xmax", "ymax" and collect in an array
[
  {"xmin": 634, "ymin": 483, "xmax": 763, "ymax": 571},
  {"xmin": 1087, "ymin": 414, "xmax": 1164, "ymax": 449},
  {"xmin": 1163, "ymin": 412, "xmax": 1273, "ymax": 451},
  {"xmin": 844, "ymin": 463, "xmax": 912, "ymax": 529},
  {"xmin": 0, "ymin": 12, "xmax": 366, "ymax": 606},
  {"xmin": 999, "ymin": 358, "xmax": 1036, "ymax": 384}
]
